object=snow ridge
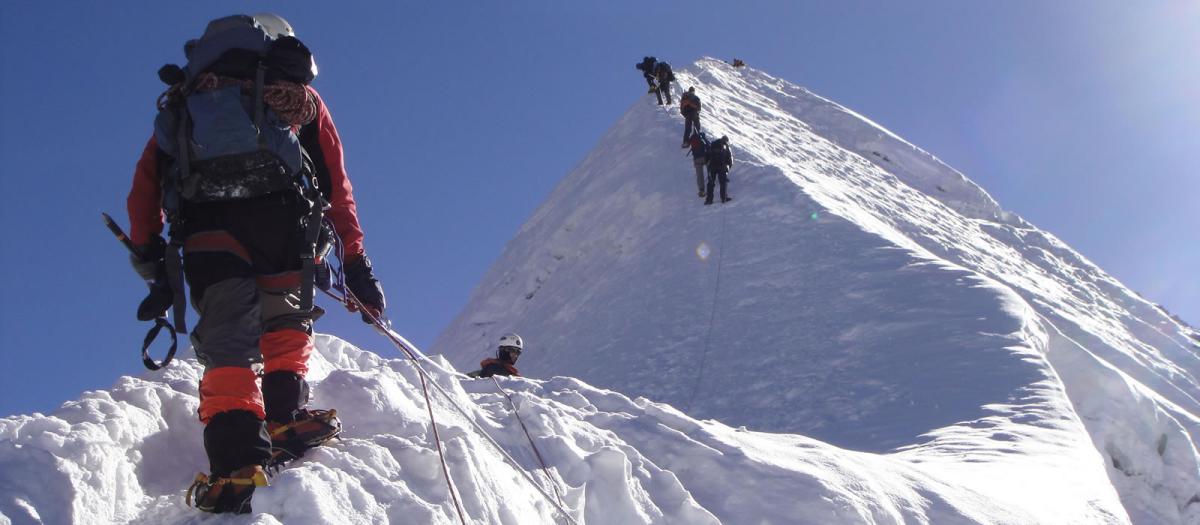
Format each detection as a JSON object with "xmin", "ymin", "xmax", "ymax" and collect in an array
[{"xmin": 433, "ymin": 58, "xmax": 1198, "ymax": 523}]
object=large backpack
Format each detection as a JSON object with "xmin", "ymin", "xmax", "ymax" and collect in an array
[
  {"xmin": 708, "ymin": 139, "xmax": 732, "ymax": 171},
  {"xmin": 680, "ymin": 91, "xmax": 700, "ymax": 112},
  {"xmin": 654, "ymin": 61, "xmax": 675, "ymax": 82},
  {"xmin": 688, "ymin": 132, "xmax": 710, "ymax": 158},
  {"xmin": 636, "ymin": 56, "xmax": 657, "ymax": 73},
  {"xmin": 149, "ymin": 15, "xmax": 326, "ymax": 336},
  {"xmin": 153, "ymin": 15, "xmax": 318, "ymax": 212}
]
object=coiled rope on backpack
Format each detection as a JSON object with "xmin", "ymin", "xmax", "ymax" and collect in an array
[
  {"xmin": 157, "ymin": 73, "xmax": 317, "ymax": 127},
  {"xmin": 193, "ymin": 73, "xmax": 318, "ymax": 126}
]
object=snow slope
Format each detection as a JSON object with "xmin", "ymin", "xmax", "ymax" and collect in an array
[
  {"xmin": 433, "ymin": 58, "xmax": 1200, "ymax": 523},
  {"xmin": 0, "ymin": 336, "xmax": 1103, "ymax": 525}
]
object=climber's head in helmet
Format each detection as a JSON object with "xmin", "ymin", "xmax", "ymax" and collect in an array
[
  {"xmin": 497, "ymin": 333, "xmax": 523, "ymax": 364},
  {"xmin": 468, "ymin": 333, "xmax": 525, "ymax": 379}
]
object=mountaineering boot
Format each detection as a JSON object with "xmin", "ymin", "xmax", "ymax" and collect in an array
[
  {"xmin": 190, "ymin": 410, "xmax": 271, "ymax": 512},
  {"xmin": 261, "ymin": 370, "xmax": 339, "ymax": 465},
  {"xmin": 699, "ymin": 190, "xmax": 705, "ymax": 198},
  {"xmin": 722, "ymin": 196, "xmax": 732, "ymax": 203},
  {"xmin": 268, "ymin": 408, "xmax": 342, "ymax": 466},
  {"xmin": 186, "ymin": 464, "xmax": 268, "ymax": 514},
  {"xmin": 263, "ymin": 370, "xmax": 310, "ymax": 423}
]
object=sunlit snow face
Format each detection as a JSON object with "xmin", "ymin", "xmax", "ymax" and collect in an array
[{"xmin": 696, "ymin": 242, "xmax": 711, "ymax": 261}]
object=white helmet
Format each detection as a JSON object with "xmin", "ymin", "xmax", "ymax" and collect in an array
[
  {"xmin": 252, "ymin": 13, "xmax": 294, "ymax": 38},
  {"xmin": 498, "ymin": 333, "xmax": 523, "ymax": 351}
]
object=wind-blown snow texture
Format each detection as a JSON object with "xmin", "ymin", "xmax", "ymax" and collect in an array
[
  {"xmin": 2, "ymin": 59, "xmax": 1198, "ymax": 524},
  {"xmin": 1, "ymin": 336, "xmax": 1059, "ymax": 525},
  {"xmin": 434, "ymin": 58, "xmax": 1200, "ymax": 524}
]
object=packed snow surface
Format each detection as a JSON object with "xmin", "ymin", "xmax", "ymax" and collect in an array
[
  {"xmin": 0, "ymin": 336, "xmax": 1093, "ymax": 524},
  {"xmin": 2, "ymin": 58, "xmax": 1198, "ymax": 524}
]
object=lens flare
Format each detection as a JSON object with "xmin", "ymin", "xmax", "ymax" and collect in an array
[{"xmin": 696, "ymin": 241, "xmax": 711, "ymax": 261}]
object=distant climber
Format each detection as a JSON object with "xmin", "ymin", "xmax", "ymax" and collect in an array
[
  {"xmin": 680, "ymin": 87, "xmax": 702, "ymax": 146},
  {"xmin": 731, "ymin": 58, "xmax": 745, "ymax": 68},
  {"xmin": 635, "ymin": 56, "xmax": 658, "ymax": 94},
  {"xmin": 653, "ymin": 61, "xmax": 675, "ymax": 105},
  {"xmin": 686, "ymin": 132, "xmax": 710, "ymax": 199},
  {"xmin": 704, "ymin": 136, "xmax": 733, "ymax": 205},
  {"xmin": 468, "ymin": 333, "xmax": 523, "ymax": 378}
]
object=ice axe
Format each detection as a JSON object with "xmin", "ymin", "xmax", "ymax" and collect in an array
[{"xmin": 102, "ymin": 212, "xmax": 178, "ymax": 370}]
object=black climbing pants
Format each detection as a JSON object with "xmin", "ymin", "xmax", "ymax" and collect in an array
[
  {"xmin": 705, "ymin": 169, "xmax": 729, "ymax": 204},
  {"xmin": 655, "ymin": 80, "xmax": 672, "ymax": 105}
]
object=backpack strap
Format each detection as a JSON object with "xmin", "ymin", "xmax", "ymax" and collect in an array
[
  {"xmin": 160, "ymin": 240, "xmax": 186, "ymax": 335},
  {"xmin": 298, "ymin": 181, "xmax": 324, "ymax": 314},
  {"xmin": 166, "ymin": 102, "xmax": 191, "ymax": 335}
]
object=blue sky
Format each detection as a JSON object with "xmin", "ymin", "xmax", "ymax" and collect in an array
[{"xmin": 1, "ymin": 2, "xmax": 1196, "ymax": 417}]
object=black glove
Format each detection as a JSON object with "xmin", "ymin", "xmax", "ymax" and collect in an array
[
  {"xmin": 344, "ymin": 255, "xmax": 386, "ymax": 323},
  {"xmin": 129, "ymin": 237, "xmax": 174, "ymax": 321},
  {"xmin": 129, "ymin": 236, "xmax": 166, "ymax": 283}
]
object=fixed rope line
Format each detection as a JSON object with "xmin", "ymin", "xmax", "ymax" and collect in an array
[
  {"xmin": 684, "ymin": 201, "xmax": 730, "ymax": 412},
  {"xmin": 359, "ymin": 298, "xmax": 579, "ymax": 524},
  {"xmin": 322, "ymin": 287, "xmax": 579, "ymax": 525},
  {"xmin": 339, "ymin": 289, "xmax": 468, "ymax": 525},
  {"xmin": 319, "ymin": 227, "xmax": 467, "ymax": 523},
  {"xmin": 492, "ymin": 376, "xmax": 566, "ymax": 508},
  {"xmin": 413, "ymin": 342, "xmax": 468, "ymax": 525}
]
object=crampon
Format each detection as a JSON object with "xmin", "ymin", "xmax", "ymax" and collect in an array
[
  {"xmin": 267, "ymin": 408, "xmax": 342, "ymax": 468},
  {"xmin": 185, "ymin": 465, "xmax": 268, "ymax": 514}
]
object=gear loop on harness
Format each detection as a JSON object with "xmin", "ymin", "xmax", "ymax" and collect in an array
[{"xmin": 141, "ymin": 316, "xmax": 179, "ymax": 371}]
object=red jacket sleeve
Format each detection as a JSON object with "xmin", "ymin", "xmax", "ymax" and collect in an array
[
  {"xmin": 307, "ymin": 88, "xmax": 366, "ymax": 262},
  {"xmin": 127, "ymin": 136, "xmax": 164, "ymax": 246}
]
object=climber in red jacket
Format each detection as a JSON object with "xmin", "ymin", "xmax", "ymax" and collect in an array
[{"xmin": 126, "ymin": 13, "xmax": 386, "ymax": 513}]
